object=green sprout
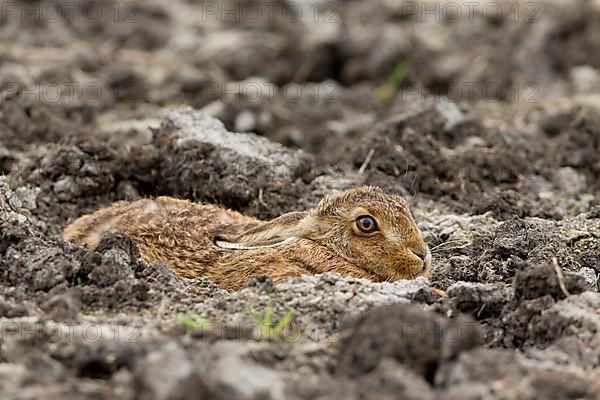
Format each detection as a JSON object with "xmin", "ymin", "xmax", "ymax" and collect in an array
[
  {"xmin": 105, "ymin": 352, "xmax": 117, "ymax": 365},
  {"xmin": 568, "ymin": 201, "xmax": 581, "ymax": 216},
  {"xmin": 179, "ymin": 312, "xmax": 213, "ymax": 331},
  {"xmin": 250, "ymin": 299, "xmax": 296, "ymax": 342},
  {"xmin": 71, "ymin": 274, "xmax": 84, "ymax": 286},
  {"xmin": 374, "ymin": 59, "xmax": 413, "ymax": 103}
]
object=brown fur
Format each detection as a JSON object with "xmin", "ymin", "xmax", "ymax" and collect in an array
[{"xmin": 63, "ymin": 186, "xmax": 431, "ymax": 290}]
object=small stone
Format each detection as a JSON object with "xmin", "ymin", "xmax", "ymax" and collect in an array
[
  {"xmin": 234, "ymin": 110, "xmax": 256, "ymax": 132},
  {"xmin": 553, "ymin": 167, "xmax": 587, "ymax": 195}
]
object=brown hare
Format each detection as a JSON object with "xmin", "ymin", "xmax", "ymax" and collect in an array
[{"xmin": 63, "ymin": 186, "xmax": 431, "ymax": 290}]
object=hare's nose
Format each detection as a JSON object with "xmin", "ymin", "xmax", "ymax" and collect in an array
[
  {"xmin": 411, "ymin": 249, "xmax": 427, "ymax": 261},
  {"xmin": 410, "ymin": 247, "xmax": 432, "ymax": 269}
]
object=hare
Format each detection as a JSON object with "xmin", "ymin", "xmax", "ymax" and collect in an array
[{"xmin": 63, "ymin": 186, "xmax": 431, "ymax": 290}]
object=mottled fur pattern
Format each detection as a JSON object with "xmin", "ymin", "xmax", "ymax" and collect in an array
[{"xmin": 63, "ymin": 186, "xmax": 431, "ymax": 290}]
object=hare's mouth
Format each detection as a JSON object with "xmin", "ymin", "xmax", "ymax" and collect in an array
[
  {"xmin": 367, "ymin": 268, "xmax": 420, "ymax": 283},
  {"xmin": 385, "ymin": 262, "xmax": 428, "ymax": 282}
]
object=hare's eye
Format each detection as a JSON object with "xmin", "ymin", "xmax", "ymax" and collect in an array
[{"xmin": 355, "ymin": 215, "xmax": 378, "ymax": 234}]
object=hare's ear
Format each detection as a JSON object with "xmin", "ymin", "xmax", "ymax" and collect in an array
[{"xmin": 214, "ymin": 211, "xmax": 325, "ymax": 249}]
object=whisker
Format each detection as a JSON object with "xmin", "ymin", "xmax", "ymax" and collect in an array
[
  {"xmin": 430, "ymin": 239, "xmax": 467, "ymax": 249},
  {"xmin": 431, "ymin": 244, "xmax": 471, "ymax": 254},
  {"xmin": 429, "ymin": 239, "xmax": 470, "ymax": 253}
]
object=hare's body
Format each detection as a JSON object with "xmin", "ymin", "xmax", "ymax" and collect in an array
[{"xmin": 63, "ymin": 187, "xmax": 431, "ymax": 290}]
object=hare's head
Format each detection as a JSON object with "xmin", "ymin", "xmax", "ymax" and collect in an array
[{"xmin": 214, "ymin": 186, "xmax": 431, "ymax": 281}]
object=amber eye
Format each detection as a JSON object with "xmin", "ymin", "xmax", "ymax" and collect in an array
[{"xmin": 355, "ymin": 215, "xmax": 378, "ymax": 234}]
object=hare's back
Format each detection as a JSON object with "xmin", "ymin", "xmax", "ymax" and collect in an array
[
  {"xmin": 115, "ymin": 198, "xmax": 261, "ymax": 277},
  {"xmin": 63, "ymin": 197, "xmax": 253, "ymax": 250}
]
